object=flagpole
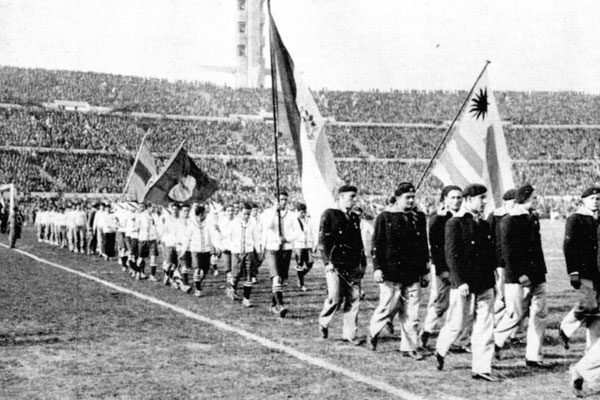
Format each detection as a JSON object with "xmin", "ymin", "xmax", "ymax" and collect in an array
[
  {"xmin": 415, "ymin": 60, "xmax": 491, "ymax": 190},
  {"xmin": 122, "ymin": 129, "xmax": 151, "ymax": 198},
  {"xmin": 267, "ymin": 0, "xmax": 283, "ymax": 239}
]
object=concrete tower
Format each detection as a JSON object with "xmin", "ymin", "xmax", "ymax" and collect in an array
[{"xmin": 236, "ymin": 0, "xmax": 266, "ymax": 88}]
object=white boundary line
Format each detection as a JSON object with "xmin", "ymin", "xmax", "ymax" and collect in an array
[{"xmin": 1, "ymin": 243, "xmax": 453, "ymax": 400}]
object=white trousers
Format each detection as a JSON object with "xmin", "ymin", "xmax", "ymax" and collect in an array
[
  {"xmin": 574, "ymin": 330, "xmax": 600, "ymax": 383},
  {"xmin": 370, "ymin": 281, "xmax": 421, "ymax": 351},
  {"xmin": 436, "ymin": 288, "xmax": 495, "ymax": 374},
  {"xmin": 319, "ymin": 270, "xmax": 360, "ymax": 341},
  {"xmin": 494, "ymin": 282, "xmax": 547, "ymax": 361},
  {"xmin": 560, "ymin": 279, "xmax": 600, "ymax": 349},
  {"xmin": 423, "ymin": 269, "xmax": 450, "ymax": 334}
]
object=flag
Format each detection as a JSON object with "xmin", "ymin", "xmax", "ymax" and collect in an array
[
  {"xmin": 124, "ymin": 140, "xmax": 158, "ymax": 202},
  {"xmin": 143, "ymin": 143, "xmax": 219, "ymax": 206},
  {"xmin": 268, "ymin": 5, "xmax": 340, "ymax": 231},
  {"xmin": 431, "ymin": 69, "xmax": 514, "ymax": 211}
]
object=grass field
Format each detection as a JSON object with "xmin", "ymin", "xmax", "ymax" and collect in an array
[{"xmin": 1, "ymin": 221, "xmax": 599, "ymax": 399}]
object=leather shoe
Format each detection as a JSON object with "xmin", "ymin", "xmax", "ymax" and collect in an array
[
  {"xmin": 319, "ymin": 325, "xmax": 328, "ymax": 339},
  {"xmin": 570, "ymin": 365, "xmax": 584, "ymax": 398},
  {"xmin": 450, "ymin": 344, "xmax": 472, "ymax": 354},
  {"xmin": 421, "ymin": 331, "xmax": 431, "ymax": 349},
  {"xmin": 472, "ymin": 372, "xmax": 498, "ymax": 382},
  {"xmin": 435, "ymin": 352, "xmax": 444, "ymax": 371},
  {"xmin": 526, "ymin": 360, "xmax": 553, "ymax": 369},
  {"xmin": 343, "ymin": 338, "xmax": 363, "ymax": 346},
  {"xmin": 401, "ymin": 349, "xmax": 424, "ymax": 360},
  {"xmin": 494, "ymin": 344, "xmax": 502, "ymax": 360},
  {"xmin": 559, "ymin": 329, "xmax": 570, "ymax": 350},
  {"xmin": 367, "ymin": 335, "xmax": 378, "ymax": 351}
]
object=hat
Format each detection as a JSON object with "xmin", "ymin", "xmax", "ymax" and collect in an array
[
  {"xmin": 296, "ymin": 203, "xmax": 307, "ymax": 211},
  {"xmin": 515, "ymin": 184, "xmax": 535, "ymax": 204},
  {"xmin": 440, "ymin": 185, "xmax": 462, "ymax": 201},
  {"xmin": 581, "ymin": 186, "xmax": 600, "ymax": 198},
  {"xmin": 338, "ymin": 185, "xmax": 358, "ymax": 194},
  {"xmin": 278, "ymin": 190, "xmax": 289, "ymax": 197},
  {"xmin": 462, "ymin": 184, "xmax": 487, "ymax": 198},
  {"xmin": 502, "ymin": 189, "xmax": 516, "ymax": 201},
  {"xmin": 394, "ymin": 182, "xmax": 416, "ymax": 197}
]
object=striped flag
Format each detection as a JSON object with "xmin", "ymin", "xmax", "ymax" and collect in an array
[
  {"xmin": 431, "ymin": 69, "xmax": 514, "ymax": 211},
  {"xmin": 268, "ymin": 5, "xmax": 340, "ymax": 233},
  {"xmin": 124, "ymin": 139, "xmax": 158, "ymax": 202}
]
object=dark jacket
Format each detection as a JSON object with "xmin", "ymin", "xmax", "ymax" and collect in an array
[
  {"xmin": 372, "ymin": 210, "xmax": 429, "ymax": 284},
  {"xmin": 445, "ymin": 211, "xmax": 496, "ymax": 294},
  {"xmin": 486, "ymin": 207, "xmax": 509, "ymax": 269},
  {"xmin": 428, "ymin": 211, "xmax": 452, "ymax": 275},
  {"xmin": 563, "ymin": 208, "xmax": 599, "ymax": 283},
  {"xmin": 319, "ymin": 208, "xmax": 366, "ymax": 279},
  {"xmin": 500, "ymin": 209, "xmax": 546, "ymax": 285}
]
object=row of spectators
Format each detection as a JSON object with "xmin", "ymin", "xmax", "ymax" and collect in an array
[
  {"xmin": 3, "ymin": 108, "xmax": 600, "ymax": 160},
  {"xmin": 2, "ymin": 149, "xmax": 597, "ymax": 206},
  {"xmin": 2, "ymin": 66, "xmax": 600, "ymax": 124}
]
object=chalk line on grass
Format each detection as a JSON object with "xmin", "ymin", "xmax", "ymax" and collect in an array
[{"xmin": 1, "ymin": 243, "xmax": 458, "ymax": 400}]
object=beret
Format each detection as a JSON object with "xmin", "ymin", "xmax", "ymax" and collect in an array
[
  {"xmin": 515, "ymin": 184, "xmax": 534, "ymax": 204},
  {"xmin": 462, "ymin": 184, "xmax": 487, "ymax": 197},
  {"xmin": 502, "ymin": 189, "xmax": 516, "ymax": 201},
  {"xmin": 278, "ymin": 190, "xmax": 289, "ymax": 197},
  {"xmin": 296, "ymin": 203, "xmax": 307, "ymax": 211},
  {"xmin": 338, "ymin": 185, "xmax": 358, "ymax": 194},
  {"xmin": 582, "ymin": 186, "xmax": 600, "ymax": 198},
  {"xmin": 394, "ymin": 182, "xmax": 416, "ymax": 197},
  {"xmin": 440, "ymin": 185, "xmax": 462, "ymax": 201}
]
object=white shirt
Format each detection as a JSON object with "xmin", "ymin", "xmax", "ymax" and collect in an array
[
  {"xmin": 261, "ymin": 207, "xmax": 298, "ymax": 251},
  {"xmin": 160, "ymin": 214, "xmax": 180, "ymax": 247},
  {"xmin": 229, "ymin": 217, "xmax": 259, "ymax": 254},
  {"xmin": 293, "ymin": 214, "xmax": 314, "ymax": 250},
  {"xmin": 137, "ymin": 211, "xmax": 158, "ymax": 241},
  {"xmin": 184, "ymin": 217, "xmax": 215, "ymax": 253},
  {"xmin": 217, "ymin": 216, "xmax": 235, "ymax": 251}
]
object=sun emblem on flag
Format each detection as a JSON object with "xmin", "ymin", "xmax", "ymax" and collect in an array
[
  {"xmin": 469, "ymin": 88, "xmax": 489, "ymax": 121},
  {"xmin": 300, "ymin": 107, "xmax": 318, "ymax": 140}
]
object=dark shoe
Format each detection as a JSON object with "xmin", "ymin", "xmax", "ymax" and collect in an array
[
  {"xmin": 509, "ymin": 337, "xmax": 525, "ymax": 345},
  {"xmin": 319, "ymin": 325, "xmax": 328, "ymax": 339},
  {"xmin": 421, "ymin": 331, "xmax": 431, "ymax": 349},
  {"xmin": 450, "ymin": 344, "xmax": 472, "ymax": 354},
  {"xmin": 570, "ymin": 366, "xmax": 584, "ymax": 398},
  {"xmin": 386, "ymin": 321, "xmax": 395, "ymax": 335},
  {"xmin": 401, "ymin": 349, "xmax": 424, "ymax": 360},
  {"xmin": 367, "ymin": 335, "xmax": 378, "ymax": 351},
  {"xmin": 472, "ymin": 372, "xmax": 498, "ymax": 382},
  {"xmin": 494, "ymin": 344, "xmax": 502, "ymax": 360},
  {"xmin": 343, "ymin": 338, "xmax": 363, "ymax": 346},
  {"xmin": 278, "ymin": 306, "xmax": 288, "ymax": 318},
  {"xmin": 526, "ymin": 360, "xmax": 554, "ymax": 369},
  {"xmin": 559, "ymin": 328, "xmax": 570, "ymax": 350},
  {"xmin": 435, "ymin": 352, "xmax": 444, "ymax": 371}
]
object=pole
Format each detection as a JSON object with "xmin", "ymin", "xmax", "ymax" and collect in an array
[
  {"xmin": 416, "ymin": 61, "xmax": 491, "ymax": 190},
  {"xmin": 268, "ymin": 0, "xmax": 283, "ymax": 239},
  {"xmin": 122, "ymin": 129, "xmax": 151, "ymax": 198}
]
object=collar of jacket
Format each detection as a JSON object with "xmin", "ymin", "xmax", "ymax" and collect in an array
[
  {"xmin": 454, "ymin": 207, "xmax": 479, "ymax": 219},
  {"xmin": 575, "ymin": 206, "xmax": 596, "ymax": 217},
  {"xmin": 509, "ymin": 205, "xmax": 530, "ymax": 216},
  {"xmin": 493, "ymin": 205, "xmax": 509, "ymax": 216},
  {"xmin": 436, "ymin": 208, "xmax": 454, "ymax": 217}
]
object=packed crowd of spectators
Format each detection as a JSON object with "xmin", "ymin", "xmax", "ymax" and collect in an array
[{"xmin": 2, "ymin": 66, "xmax": 600, "ymax": 124}]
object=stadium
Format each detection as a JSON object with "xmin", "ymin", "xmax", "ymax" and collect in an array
[{"xmin": 2, "ymin": 1, "xmax": 600, "ymax": 399}]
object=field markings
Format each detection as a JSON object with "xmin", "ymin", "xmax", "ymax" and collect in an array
[{"xmin": 1, "ymin": 243, "xmax": 463, "ymax": 400}]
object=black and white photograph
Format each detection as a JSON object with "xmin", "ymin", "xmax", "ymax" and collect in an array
[{"xmin": 1, "ymin": 0, "xmax": 600, "ymax": 398}]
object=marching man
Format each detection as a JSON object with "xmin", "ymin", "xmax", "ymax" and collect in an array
[
  {"xmin": 184, "ymin": 204, "xmax": 217, "ymax": 297},
  {"xmin": 493, "ymin": 184, "xmax": 550, "ymax": 368},
  {"xmin": 228, "ymin": 203, "xmax": 260, "ymax": 306},
  {"xmin": 293, "ymin": 203, "xmax": 314, "ymax": 292},
  {"xmin": 318, "ymin": 185, "xmax": 366, "ymax": 344},
  {"xmin": 368, "ymin": 182, "xmax": 429, "ymax": 359},
  {"xmin": 434, "ymin": 184, "xmax": 497, "ymax": 381}
]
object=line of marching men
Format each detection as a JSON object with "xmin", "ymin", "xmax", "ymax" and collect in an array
[
  {"xmin": 316, "ymin": 182, "xmax": 600, "ymax": 395},
  {"xmin": 32, "ymin": 182, "xmax": 600, "ymax": 395},
  {"xmin": 33, "ymin": 191, "xmax": 316, "ymax": 319}
]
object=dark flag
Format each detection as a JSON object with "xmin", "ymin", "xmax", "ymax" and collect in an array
[{"xmin": 143, "ymin": 142, "xmax": 218, "ymax": 206}]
